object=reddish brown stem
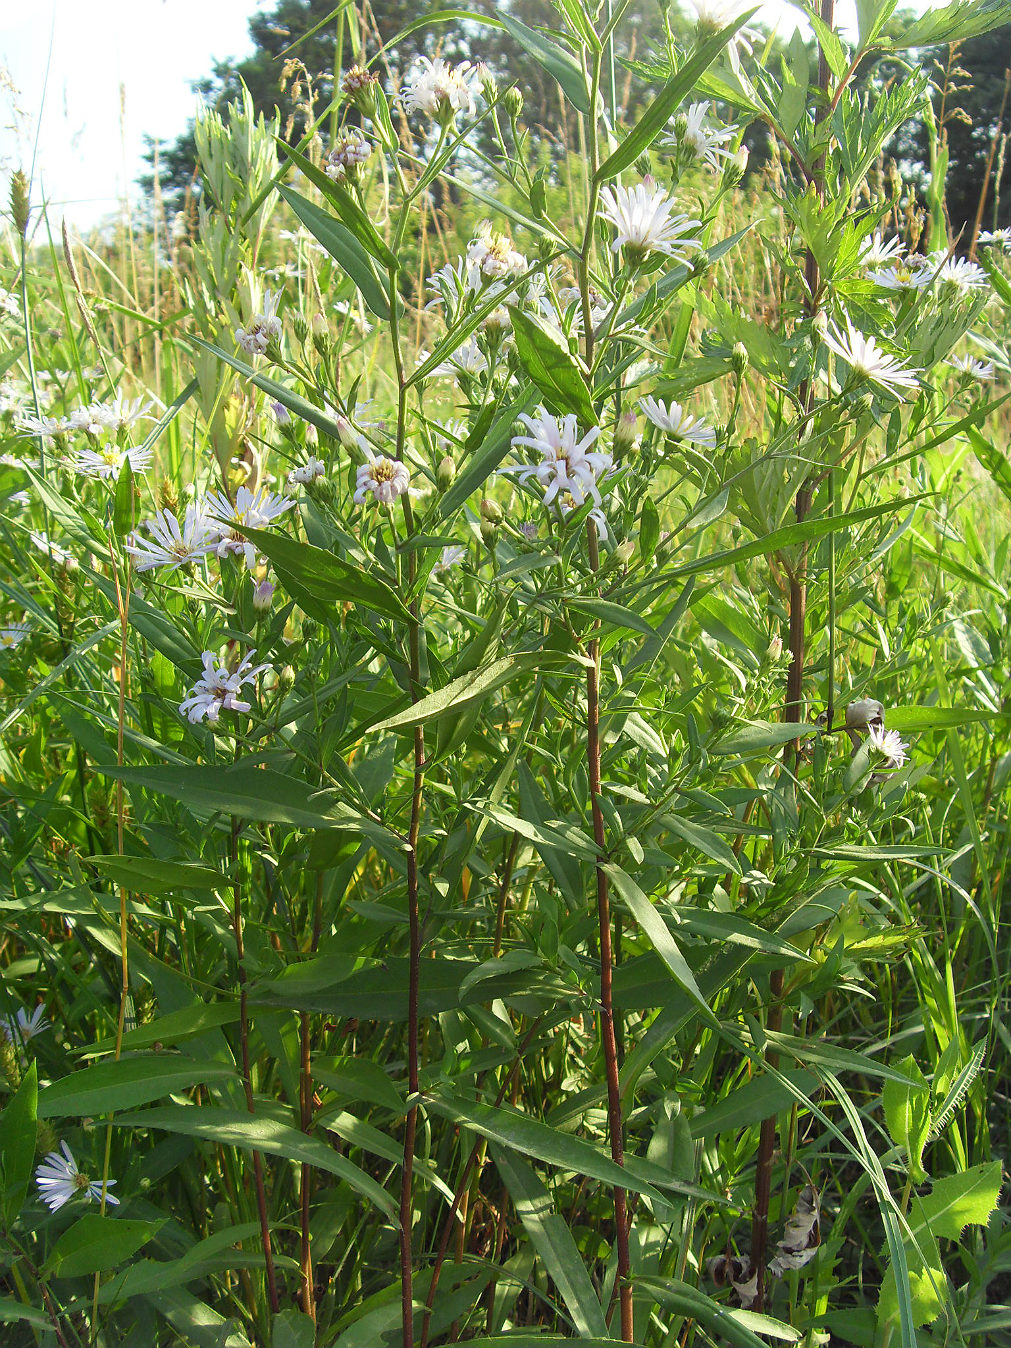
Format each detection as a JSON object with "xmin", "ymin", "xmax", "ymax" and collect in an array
[
  {"xmin": 587, "ymin": 521, "xmax": 633, "ymax": 1342},
  {"xmin": 231, "ymin": 826, "xmax": 280, "ymax": 1317}
]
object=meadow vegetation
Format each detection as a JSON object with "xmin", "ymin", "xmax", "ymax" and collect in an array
[{"xmin": 0, "ymin": 2, "xmax": 1009, "ymax": 1345}]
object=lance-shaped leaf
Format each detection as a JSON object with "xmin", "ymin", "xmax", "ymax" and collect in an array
[
  {"xmin": 236, "ymin": 526, "xmax": 412, "ymax": 624},
  {"xmin": 500, "ymin": 13, "xmax": 590, "ymax": 114},
  {"xmin": 507, "ymin": 305, "xmax": 595, "ymax": 425},
  {"xmin": 596, "ymin": 11, "xmax": 757, "ymax": 180},
  {"xmin": 437, "ymin": 389, "xmax": 539, "ymax": 520},
  {"xmin": 114, "ymin": 1106, "xmax": 399, "ymax": 1221},
  {"xmin": 490, "ymin": 1145, "xmax": 609, "ymax": 1339},
  {"xmin": 278, "ymin": 141, "xmax": 400, "ymax": 272},
  {"xmin": 188, "ymin": 336, "xmax": 351, "ymax": 439},
  {"xmin": 274, "ymin": 183, "xmax": 394, "ymax": 319},
  {"xmin": 37, "ymin": 1057, "xmax": 237, "ymax": 1118}
]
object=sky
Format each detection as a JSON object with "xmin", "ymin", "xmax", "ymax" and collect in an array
[{"xmin": 0, "ymin": 0, "xmax": 858, "ymax": 234}]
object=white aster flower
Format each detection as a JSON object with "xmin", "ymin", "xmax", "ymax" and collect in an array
[
  {"xmin": 663, "ymin": 101, "xmax": 736, "ymax": 171},
  {"xmin": 125, "ymin": 504, "xmax": 221, "ymax": 573},
  {"xmin": 401, "ymin": 56, "xmax": 477, "ymax": 122},
  {"xmin": 205, "ymin": 485, "xmax": 295, "ymax": 569},
  {"xmin": 434, "ymin": 544, "xmax": 466, "ymax": 572},
  {"xmin": 978, "ymin": 227, "xmax": 1011, "ymax": 247},
  {"xmin": 867, "ymin": 257, "xmax": 931, "ymax": 290},
  {"xmin": 685, "ymin": 0, "xmax": 756, "ymax": 53},
  {"xmin": 93, "ymin": 397, "xmax": 156, "ymax": 433},
  {"xmin": 598, "ymin": 181, "xmax": 703, "ymax": 263},
  {"xmin": 179, "ymin": 649, "xmax": 269, "ymax": 725},
  {"xmin": 324, "ymin": 128, "xmax": 373, "ymax": 181},
  {"xmin": 73, "ymin": 444, "xmax": 154, "ymax": 479},
  {"xmin": 467, "ymin": 221, "xmax": 527, "ymax": 281},
  {"xmin": 429, "ymin": 338, "xmax": 490, "ymax": 379},
  {"xmin": 35, "ymin": 1142, "xmax": 119, "ymax": 1212},
  {"xmin": 236, "ymin": 290, "xmax": 283, "ymax": 357},
  {"xmin": 639, "ymin": 396, "xmax": 717, "ymax": 449},
  {"xmin": 1, "ymin": 622, "xmax": 30, "ymax": 651},
  {"xmin": 0, "ymin": 287, "xmax": 21, "ymax": 318},
  {"xmin": 508, "ymin": 406, "xmax": 612, "ymax": 509},
  {"xmin": 867, "ymin": 723, "xmax": 909, "ymax": 768},
  {"xmin": 354, "ymin": 449, "xmax": 411, "ymax": 505},
  {"xmin": 333, "ymin": 300, "xmax": 373, "ymax": 336},
  {"xmin": 559, "ymin": 493, "xmax": 611, "ymax": 541},
  {"xmin": 2, "ymin": 1003, "xmax": 49, "ymax": 1043},
  {"xmin": 289, "ymin": 456, "xmax": 326, "ymax": 485},
  {"xmin": 822, "ymin": 317, "xmax": 920, "ymax": 396},
  {"xmin": 860, "ymin": 232, "xmax": 904, "ymax": 266},
  {"xmin": 932, "ymin": 255, "xmax": 988, "ymax": 294},
  {"xmin": 949, "ymin": 354, "xmax": 995, "ymax": 381},
  {"xmin": 16, "ymin": 412, "xmax": 63, "ymax": 441}
]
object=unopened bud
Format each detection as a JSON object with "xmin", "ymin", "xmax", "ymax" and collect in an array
[
  {"xmin": 614, "ymin": 410, "xmax": 639, "ymax": 453},
  {"xmin": 301, "ymin": 618, "xmax": 319, "ymax": 642},
  {"xmin": 674, "ymin": 112, "xmax": 689, "ymax": 140},
  {"xmin": 476, "ymin": 62, "xmax": 497, "ymax": 100},
  {"xmin": 691, "ymin": 249, "xmax": 711, "ymax": 278},
  {"xmin": 437, "ymin": 455, "xmax": 455, "ymax": 491},
  {"xmin": 732, "ymin": 341, "xmax": 749, "ymax": 375},
  {"xmin": 846, "ymin": 698, "xmax": 885, "ymax": 731},
  {"xmin": 10, "ymin": 170, "xmax": 29, "ymax": 239},
  {"xmin": 278, "ymin": 664, "xmax": 296, "ymax": 691},
  {"xmin": 480, "ymin": 519, "xmax": 498, "ymax": 547},
  {"xmin": 612, "ymin": 539, "xmax": 635, "ymax": 567},
  {"xmin": 342, "ymin": 65, "xmax": 380, "ymax": 117},
  {"xmin": 480, "ymin": 497, "xmax": 502, "ymax": 524},
  {"xmin": 503, "ymin": 86, "xmax": 523, "ymax": 120},
  {"xmin": 293, "ymin": 313, "xmax": 310, "ymax": 344},
  {"xmin": 253, "ymin": 579, "xmax": 275, "ymax": 614}
]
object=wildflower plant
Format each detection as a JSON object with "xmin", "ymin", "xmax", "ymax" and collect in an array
[{"xmin": 1, "ymin": 2, "xmax": 1010, "ymax": 1347}]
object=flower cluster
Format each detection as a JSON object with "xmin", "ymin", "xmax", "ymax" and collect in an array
[
  {"xmin": 401, "ymin": 56, "xmax": 477, "ymax": 122},
  {"xmin": 663, "ymin": 101, "xmax": 736, "ymax": 172},
  {"xmin": 508, "ymin": 407, "xmax": 615, "ymax": 536},
  {"xmin": 325, "ymin": 128, "xmax": 373, "ymax": 181},
  {"xmin": 126, "ymin": 487, "xmax": 294, "ymax": 573}
]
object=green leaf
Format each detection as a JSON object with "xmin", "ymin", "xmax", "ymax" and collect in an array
[
  {"xmin": 657, "ymin": 812, "xmax": 743, "ymax": 874},
  {"xmin": 690, "ymin": 1069, "xmax": 819, "ymax": 1139},
  {"xmin": 187, "ymin": 336, "xmax": 356, "ymax": 440},
  {"xmin": 636, "ymin": 1276, "xmax": 775, "ymax": 1348},
  {"xmin": 279, "ymin": 142, "xmax": 399, "ymax": 272},
  {"xmin": 113, "ymin": 456, "xmax": 135, "ymax": 538},
  {"xmin": 426, "ymin": 1094, "xmax": 710, "ymax": 1206},
  {"xmin": 100, "ymin": 762, "xmax": 395, "ymax": 841},
  {"xmin": 0, "ymin": 1063, "xmax": 37, "ymax": 1225},
  {"xmin": 882, "ymin": 1055, "xmax": 930, "ymax": 1182},
  {"xmin": 886, "ymin": 704, "xmax": 993, "ymax": 732},
  {"xmin": 365, "ymin": 652, "xmax": 560, "ymax": 736},
  {"xmin": 639, "ymin": 497, "xmax": 660, "ymax": 562},
  {"xmin": 45, "ymin": 1216, "xmax": 163, "ymax": 1279},
  {"xmin": 712, "ymin": 720, "xmax": 819, "ymax": 755},
  {"xmin": 37, "ymin": 1057, "xmax": 237, "ymax": 1118},
  {"xmin": 81, "ymin": 1002, "xmax": 241, "ymax": 1058},
  {"xmin": 275, "ymin": 183, "xmax": 394, "ymax": 319},
  {"xmin": 236, "ymin": 525, "xmax": 412, "ymax": 624},
  {"xmin": 437, "ymin": 390, "xmax": 539, "ymax": 519},
  {"xmin": 567, "ymin": 597, "xmax": 656, "ymax": 637},
  {"xmin": 603, "ymin": 863, "xmax": 716, "ymax": 1023},
  {"xmin": 507, "ymin": 306, "xmax": 595, "ymax": 424},
  {"xmin": 490, "ymin": 1145, "xmax": 609, "ymax": 1339},
  {"xmin": 887, "ymin": 0, "xmax": 1011, "ymax": 48},
  {"xmin": 253, "ymin": 955, "xmax": 472, "ymax": 1021},
  {"xmin": 499, "ymin": 13, "xmax": 589, "ymax": 114},
  {"xmin": 877, "ymin": 1162, "xmax": 1003, "ymax": 1329},
  {"xmin": 86, "ymin": 855, "xmax": 229, "ymax": 895},
  {"xmin": 596, "ymin": 12, "xmax": 757, "ymax": 180},
  {"xmin": 114, "ymin": 1106, "xmax": 398, "ymax": 1221}
]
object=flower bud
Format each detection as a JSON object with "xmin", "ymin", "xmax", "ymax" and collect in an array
[
  {"xmin": 253, "ymin": 579, "xmax": 275, "ymax": 614},
  {"xmin": 293, "ymin": 313, "xmax": 310, "ymax": 345},
  {"xmin": 846, "ymin": 698, "xmax": 884, "ymax": 731},
  {"xmin": 9, "ymin": 170, "xmax": 29, "ymax": 240},
  {"xmin": 732, "ymin": 341, "xmax": 749, "ymax": 375},
  {"xmin": 812, "ymin": 309, "xmax": 829, "ymax": 339},
  {"xmin": 691, "ymin": 249, "xmax": 711, "ymax": 279},
  {"xmin": 342, "ymin": 65, "xmax": 380, "ymax": 117},
  {"xmin": 278, "ymin": 664, "xmax": 296, "ymax": 692},
  {"xmin": 480, "ymin": 497, "xmax": 503, "ymax": 524},
  {"xmin": 503, "ymin": 86, "xmax": 523, "ymax": 120},
  {"xmin": 614, "ymin": 410, "xmax": 639, "ymax": 454},
  {"xmin": 476, "ymin": 62, "xmax": 497, "ymax": 100},
  {"xmin": 437, "ymin": 455, "xmax": 456, "ymax": 491},
  {"xmin": 480, "ymin": 519, "xmax": 498, "ymax": 547},
  {"xmin": 612, "ymin": 539, "xmax": 635, "ymax": 567}
]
